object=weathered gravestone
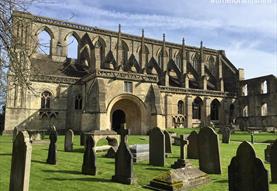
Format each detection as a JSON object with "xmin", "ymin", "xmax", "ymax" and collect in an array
[
  {"xmin": 187, "ymin": 131, "xmax": 199, "ymax": 159},
  {"xmin": 105, "ymin": 146, "xmax": 118, "ymax": 158},
  {"xmin": 270, "ymin": 139, "xmax": 277, "ymax": 183},
  {"xmin": 112, "ymin": 125, "xmax": 135, "ymax": 184},
  {"xmin": 221, "ymin": 126, "xmax": 231, "ymax": 144},
  {"xmin": 164, "ymin": 130, "xmax": 172, "ymax": 155},
  {"xmin": 171, "ymin": 135, "xmax": 189, "ymax": 169},
  {"xmin": 264, "ymin": 144, "xmax": 272, "ymax": 163},
  {"xmin": 149, "ymin": 127, "xmax": 165, "ymax": 166},
  {"xmin": 228, "ymin": 141, "xmax": 269, "ymax": 191},
  {"xmin": 198, "ymin": 126, "xmax": 221, "ymax": 174},
  {"xmin": 46, "ymin": 127, "xmax": 57, "ymax": 165},
  {"xmin": 82, "ymin": 135, "xmax": 96, "ymax": 175},
  {"xmin": 9, "ymin": 131, "xmax": 32, "ymax": 191},
  {"xmin": 130, "ymin": 144, "xmax": 149, "ymax": 163},
  {"xmin": 64, "ymin": 129, "xmax": 74, "ymax": 152}
]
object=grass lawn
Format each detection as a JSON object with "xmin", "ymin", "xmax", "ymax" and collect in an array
[{"xmin": 0, "ymin": 129, "xmax": 276, "ymax": 191}]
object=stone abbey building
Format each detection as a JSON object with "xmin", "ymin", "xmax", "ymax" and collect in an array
[{"xmin": 3, "ymin": 11, "xmax": 277, "ymax": 134}]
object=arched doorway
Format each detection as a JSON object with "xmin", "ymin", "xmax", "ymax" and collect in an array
[{"xmin": 112, "ymin": 109, "xmax": 126, "ymax": 132}]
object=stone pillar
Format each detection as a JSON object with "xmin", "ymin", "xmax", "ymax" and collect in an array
[
  {"xmin": 164, "ymin": 72, "xmax": 169, "ymax": 86},
  {"xmin": 203, "ymin": 97, "xmax": 211, "ymax": 126},
  {"xmin": 218, "ymin": 56, "xmax": 224, "ymax": 91},
  {"xmin": 165, "ymin": 94, "xmax": 172, "ymax": 129},
  {"xmin": 184, "ymin": 74, "xmax": 189, "ymax": 88},
  {"xmin": 186, "ymin": 96, "xmax": 192, "ymax": 128},
  {"xmin": 201, "ymin": 75, "xmax": 207, "ymax": 90}
]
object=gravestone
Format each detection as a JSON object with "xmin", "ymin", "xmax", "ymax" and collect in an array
[
  {"xmin": 130, "ymin": 144, "xmax": 149, "ymax": 163},
  {"xmin": 105, "ymin": 146, "xmax": 118, "ymax": 158},
  {"xmin": 164, "ymin": 130, "xmax": 172, "ymax": 155},
  {"xmin": 46, "ymin": 127, "xmax": 57, "ymax": 165},
  {"xmin": 149, "ymin": 127, "xmax": 165, "ymax": 166},
  {"xmin": 80, "ymin": 132, "xmax": 85, "ymax": 146},
  {"xmin": 270, "ymin": 139, "xmax": 277, "ymax": 183},
  {"xmin": 9, "ymin": 131, "xmax": 32, "ymax": 191},
  {"xmin": 198, "ymin": 126, "xmax": 221, "ymax": 174},
  {"xmin": 112, "ymin": 125, "xmax": 135, "ymax": 184},
  {"xmin": 228, "ymin": 141, "xmax": 269, "ymax": 191},
  {"xmin": 64, "ymin": 129, "xmax": 74, "ymax": 152},
  {"xmin": 264, "ymin": 144, "xmax": 272, "ymax": 163},
  {"xmin": 221, "ymin": 126, "xmax": 231, "ymax": 144},
  {"xmin": 82, "ymin": 135, "xmax": 96, "ymax": 175},
  {"xmin": 187, "ymin": 131, "xmax": 199, "ymax": 159},
  {"xmin": 106, "ymin": 136, "xmax": 118, "ymax": 146},
  {"xmin": 171, "ymin": 135, "xmax": 189, "ymax": 169}
]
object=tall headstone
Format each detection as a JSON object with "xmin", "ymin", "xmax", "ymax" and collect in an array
[
  {"xmin": 187, "ymin": 131, "xmax": 199, "ymax": 159},
  {"xmin": 198, "ymin": 126, "xmax": 221, "ymax": 174},
  {"xmin": 164, "ymin": 130, "xmax": 172, "ymax": 155},
  {"xmin": 228, "ymin": 141, "xmax": 269, "ymax": 191},
  {"xmin": 221, "ymin": 126, "xmax": 231, "ymax": 144},
  {"xmin": 64, "ymin": 129, "xmax": 74, "ymax": 152},
  {"xmin": 171, "ymin": 135, "xmax": 189, "ymax": 169},
  {"xmin": 46, "ymin": 127, "xmax": 57, "ymax": 165},
  {"xmin": 149, "ymin": 127, "xmax": 165, "ymax": 166},
  {"xmin": 82, "ymin": 135, "xmax": 96, "ymax": 175},
  {"xmin": 9, "ymin": 131, "xmax": 32, "ymax": 191},
  {"xmin": 270, "ymin": 139, "xmax": 277, "ymax": 183},
  {"xmin": 112, "ymin": 125, "xmax": 135, "ymax": 184},
  {"xmin": 264, "ymin": 144, "xmax": 272, "ymax": 163}
]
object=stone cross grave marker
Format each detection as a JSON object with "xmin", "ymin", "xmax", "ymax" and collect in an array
[
  {"xmin": 187, "ymin": 131, "xmax": 198, "ymax": 159},
  {"xmin": 270, "ymin": 139, "xmax": 277, "ymax": 183},
  {"xmin": 64, "ymin": 129, "xmax": 74, "ymax": 152},
  {"xmin": 82, "ymin": 135, "xmax": 96, "ymax": 175},
  {"xmin": 171, "ymin": 135, "xmax": 189, "ymax": 169},
  {"xmin": 164, "ymin": 130, "xmax": 172, "ymax": 156},
  {"xmin": 149, "ymin": 127, "xmax": 165, "ymax": 167},
  {"xmin": 112, "ymin": 124, "xmax": 135, "ymax": 184},
  {"xmin": 47, "ymin": 128, "xmax": 57, "ymax": 165},
  {"xmin": 228, "ymin": 141, "xmax": 269, "ymax": 191},
  {"xmin": 198, "ymin": 126, "xmax": 221, "ymax": 174},
  {"xmin": 9, "ymin": 131, "xmax": 32, "ymax": 191},
  {"xmin": 222, "ymin": 126, "xmax": 231, "ymax": 144}
]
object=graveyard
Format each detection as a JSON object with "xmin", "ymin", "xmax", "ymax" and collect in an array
[{"xmin": 0, "ymin": 128, "xmax": 276, "ymax": 191}]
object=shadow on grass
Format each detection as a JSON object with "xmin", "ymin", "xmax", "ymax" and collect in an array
[
  {"xmin": 145, "ymin": 167, "xmax": 168, "ymax": 171},
  {"xmin": 46, "ymin": 177, "xmax": 112, "ymax": 183},
  {"xmin": 0, "ymin": 153, "xmax": 12, "ymax": 156},
  {"xmin": 72, "ymin": 148, "xmax": 84, "ymax": 153},
  {"xmin": 214, "ymin": 179, "xmax": 228, "ymax": 184},
  {"xmin": 32, "ymin": 160, "xmax": 46, "ymax": 164},
  {"xmin": 42, "ymin": 169, "xmax": 81, "ymax": 175}
]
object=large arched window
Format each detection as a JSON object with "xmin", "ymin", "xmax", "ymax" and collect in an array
[
  {"xmin": 37, "ymin": 30, "xmax": 51, "ymax": 55},
  {"xmin": 177, "ymin": 100, "xmax": 184, "ymax": 115},
  {"xmin": 261, "ymin": 81, "xmax": 268, "ymax": 94},
  {"xmin": 67, "ymin": 35, "xmax": 78, "ymax": 59},
  {"xmin": 192, "ymin": 97, "xmax": 203, "ymax": 119},
  {"xmin": 210, "ymin": 99, "xmax": 220, "ymax": 120},
  {"xmin": 242, "ymin": 105, "xmax": 248, "ymax": 117},
  {"xmin": 175, "ymin": 53, "xmax": 181, "ymax": 70},
  {"xmin": 75, "ymin": 95, "xmax": 82, "ymax": 110},
  {"xmin": 261, "ymin": 103, "xmax": 267, "ymax": 116},
  {"xmin": 242, "ymin": 84, "xmax": 248, "ymax": 96},
  {"xmin": 208, "ymin": 56, "xmax": 216, "ymax": 76},
  {"xmin": 192, "ymin": 54, "xmax": 200, "ymax": 72},
  {"xmin": 41, "ymin": 91, "xmax": 52, "ymax": 109}
]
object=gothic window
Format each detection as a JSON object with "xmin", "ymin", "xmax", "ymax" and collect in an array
[
  {"xmin": 95, "ymin": 39, "xmax": 105, "ymax": 66},
  {"xmin": 192, "ymin": 97, "xmax": 202, "ymax": 119},
  {"xmin": 242, "ymin": 84, "xmax": 248, "ymax": 96},
  {"xmin": 261, "ymin": 80, "xmax": 268, "ymax": 94},
  {"xmin": 37, "ymin": 30, "xmax": 51, "ymax": 55},
  {"xmin": 177, "ymin": 100, "xmax": 184, "ymax": 115},
  {"xmin": 158, "ymin": 51, "xmax": 163, "ymax": 68},
  {"xmin": 208, "ymin": 56, "xmax": 216, "ymax": 75},
  {"xmin": 192, "ymin": 54, "xmax": 200, "ymax": 72},
  {"xmin": 41, "ymin": 91, "xmax": 52, "ymax": 109},
  {"xmin": 139, "ymin": 46, "xmax": 149, "ymax": 66},
  {"xmin": 75, "ymin": 95, "xmax": 82, "ymax": 110},
  {"xmin": 261, "ymin": 103, "xmax": 267, "ymax": 116},
  {"xmin": 210, "ymin": 99, "xmax": 220, "ymax": 120},
  {"xmin": 67, "ymin": 35, "xmax": 78, "ymax": 59},
  {"xmin": 124, "ymin": 81, "xmax": 133, "ymax": 93},
  {"xmin": 242, "ymin": 105, "xmax": 248, "ymax": 117},
  {"xmin": 175, "ymin": 53, "xmax": 181, "ymax": 69},
  {"xmin": 122, "ymin": 43, "xmax": 129, "ymax": 65}
]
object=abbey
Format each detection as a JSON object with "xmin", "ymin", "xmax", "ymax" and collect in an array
[{"xmin": 3, "ymin": 11, "xmax": 276, "ymax": 134}]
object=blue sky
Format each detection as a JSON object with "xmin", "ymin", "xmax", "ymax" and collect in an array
[{"xmin": 30, "ymin": 0, "xmax": 277, "ymax": 79}]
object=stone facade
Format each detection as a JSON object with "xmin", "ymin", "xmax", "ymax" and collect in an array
[{"xmin": 4, "ymin": 11, "xmax": 274, "ymax": 134}]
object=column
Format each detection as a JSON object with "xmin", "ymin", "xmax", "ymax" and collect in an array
[{"xmin": 186, "ymin": 96, "xmax": 192, "ymax": 128}]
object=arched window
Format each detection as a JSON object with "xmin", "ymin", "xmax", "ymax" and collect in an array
[
  {"xmin": 242, "ymin": 84, "xmax": 248, "ymax": 96},
  {"xmin": 261, "ymin": 103, "xmax": 267, "ymax": 116},
  {"xmin": 242, "ymin": 105, "xmax": 248, "ymax": 117},
  {"xmin": 210, "ymin": 99, "xmax": 220, "ymax": 120},
  {"xmin": 67, "ymin": 35, "xmax": 78, "ymax": 59},
  {"xmin": 192, "ymin": 97, "xmax": 202, "ymax": 119},
  {"xmin": 41, "ymin": 91, "xmax": 52, "ymax": 109},
  {"xmin": 261, "ymin": 81, "xmax": 268, "ymax": 94},
  {"xmin": 177, "ymin": 100, "xmax": 184, "ymax": 115},
  {"xmin": 139, "ymin": 46, "xmax": 149, "ymax": 66},
  {"xmin": 158, "ymin": 51, "xmax": 163, "ymax": 68},
  {"xmin": 95, "ymin": 40, "xmax": 105, "ymax": 66},
  {"xmin": 37, "ymin": 30, "xmax": 51, "ymax": 55},
  {"xmin": 192, "ymin": 54, "xmax": 200, "ymax": 72},
  {"xmin": 209, "ymin": 56, "xmax": 215, "ymax": 75},
  {"xmin": 175, "ymin": 53, "xmax": 181, "ymax": 69},
  {"xmin": 122, "ymin": 42, "xmax": 129, "ymax": 65},
  {"xmin": 74, "ymin": 95, "xmax": 82, "ymax": 110}
]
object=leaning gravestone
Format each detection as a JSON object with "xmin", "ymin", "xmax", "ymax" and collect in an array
[
  {"xmin": 164, "ymin": 130, "xmax": 172, "ymax": 155},
  {"xmin": 270, "ymin": 139, "xmax": 277, "ymax": 183},
  {"xmin": 10, "ymin": 131, "xmax": 32, "ymax": 191},
  {"xmin": 82, "ymin": 135, "xmax": 96, "ymax": 175},
  {"xmin": 228, "ymin": 141, "xmax": 269, "ymax": 191},
  {"xmin": 149, "ymin": 127, "xmax": 165, "ymax": 166},
  {"xmin": 112, "ymin": 125, "xmax": 135, "ymax": 184},
  {"xmin": 221, "ymin": 126, "xmax": 231, "ymax": 144},
  {"xmin": 198, "ymin": 126, "xmax": 221, "ymax": 174},
  {"xmin": 187, "ymin": 131, "xmax": 199, "ymax": 159},
  {"xmin": 46, "ymin": 128, "xmax": 57, "ymax": 165},
  {"xmin": 64, "ymin": 129, "xmax": 74, "ymax": 152}
]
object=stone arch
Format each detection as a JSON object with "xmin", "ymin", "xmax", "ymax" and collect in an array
[
  {"xmin": 36, "ymin": 27, "xmax": 53, "ymax": 55},
  {"xmin": 92, "ymin": 36, "xmax": 107, "ymax": 48},
  {"xmin": 210, "ymin": 99, "xmax": 220, "ymax": 121},
  {"xmin": 137, "ymin": 44, "xmax": 150, "ymax": 54},
  {"xmin": 36, "ymin": 26, "xmax": 54, "ymax": 39},
  {"xmin": 156, "ymin": 48, "xmax": 168, "ymax": 57},
  {"xmin": 107, "ymin": 94, "xmax": 148, "ymax": 134},
  {"xmin": 146, "ymin": 57, "xmax": 164, "ymax": 85},
  {"xmin": 126, "ymin": 54, "xmax": 142, "ymax": 73},
  {"xmin": 192, "ymin": 97, "xmax": 203, "ymax": 120},
  {"xmin": 64, "ymin": 31, "xmax": 81, "ymax": 43}
]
